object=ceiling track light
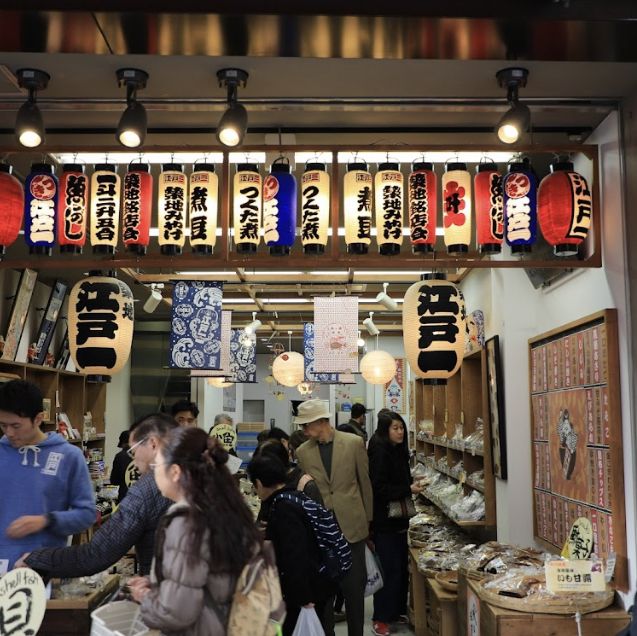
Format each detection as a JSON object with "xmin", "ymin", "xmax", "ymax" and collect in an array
[
  {"xmin": 363, "ymin": 311, "xmax": 380, "ymax": 336},
  {"xmin": 216, "ymin": 68, "xmax": 249, "ymax": 148},
  {"xmin": 375, "ymin": 282, "xmax": 398, "ymax": 311},
  {"xmin": 15, "ymin": 68, "xmax": 50, "ymax": 148},
  {"xmin": 116, "ymin": 68, "xmax": 149, "ymax": 148},
  {"xmin": 245, "ymin": 310, "xmax": 262, "ymax": 334},
  {"xmin": 495, "ymin": 67, "xmax": 531, "ymax": 145},
  {"xmin": 143, "ymin": 282, "xmax": 164, "ymax": 313}
]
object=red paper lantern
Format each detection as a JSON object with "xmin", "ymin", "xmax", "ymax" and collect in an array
[
  {"xmin": 57, "ymin": 164, "xmax": 88, "ymax": 254},
  {"xmin": 538, "ymin": 161, "xmax": 592, "ymax": 256},
  {"xmin": 408, "ymin": 161, "xmax": 437, "ymax": 253},
  {"xmin": 474, "ymin": 163, "xmax": 503, "ymax": 253},
  {"xmin": 0, "ymin": 163, "xmax": 24, "ymax": 256},
  {"xmin": 123, "ymin": 163, "xmax": 153, "ymax": 254}
]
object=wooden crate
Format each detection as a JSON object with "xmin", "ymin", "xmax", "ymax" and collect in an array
[
  {"xmin": 410, "ymin": 548, "xmax": 429, "ymax": 636},
  {"xmin": 458, "ymin": 576, "xmax": 629, "ymax": 636},
  {"xmin": 426, "ymin": 578, "xmax": 458, "ymax": 636},
  {"xmin": 40, "ymin": 574, "xmax": 120, "ymax": 636}
]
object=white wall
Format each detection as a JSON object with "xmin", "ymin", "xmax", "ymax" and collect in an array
[
  {"xmin": 104, "ymin": 358, "xmax": 133, "ymax": 470},
  {"xmin": 460, "ymin": 112, "xmax": 635, "ymax": 599}
]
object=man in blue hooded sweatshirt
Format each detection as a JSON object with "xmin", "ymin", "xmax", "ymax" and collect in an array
[{"xmin": 0, "ymin": 379, "xmax": 95, "ymax": 571}]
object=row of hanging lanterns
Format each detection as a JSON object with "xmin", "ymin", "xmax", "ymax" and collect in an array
[{"xmin": 0, "ymin": 157, "xmax": 592, "ymax": 258}]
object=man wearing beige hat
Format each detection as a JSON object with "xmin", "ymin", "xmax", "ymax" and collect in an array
[{"xmin": 295, "ymin": 399, "xmax": 373, "ymax": 636}]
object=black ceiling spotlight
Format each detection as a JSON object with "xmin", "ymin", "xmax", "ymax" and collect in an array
[
  {"xmin": 15, "ymin": 68, "xmax": 50, "ymax": 148},
  {"xmin": 216, "ymin": 68, "xmax": 249, "ymax": 148},
  {"xmin": 495, "ymin": 67, "xmax": 531, "ymax": 144},
  {"xmin": 116, "ymin": 68, "xmax": 149, "ymax": 148}
]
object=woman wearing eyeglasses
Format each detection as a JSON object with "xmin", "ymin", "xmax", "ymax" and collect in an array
[{"xmin": 129, "ymin": 427, "xmax": 264, "ymax": 635}]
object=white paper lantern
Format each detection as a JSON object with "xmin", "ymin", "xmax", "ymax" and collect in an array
[
  {"xmin": 375, "ymin": 162, "xmax": 403, "ymax": 255},
  {"xmin": 442, "ymin": 162, "xmax": 472, "ymax": 254},
  {"xmin": 344, "ymin": 161, "xmax": 372, "ymax": 254},
  {"xmin": 301, "ymin": 162, "xmax": 330, "ymax": 254},
  {"xmin": 68, "ymin": 273, "xmax": 134, "ymax": 382},
  {"xmin": 233, "ymin": 163, "xmax": 262, "ymax": 253},
  {"xmin": 190, "ymin": 163, "xmax": 219, "ymax": 254},
  {"xmin": 158, "ymin": 163, "xmax": 187, "ymax": 255},
  {"xmin": 90, "ymin": 164, "xmax": 121, "ymax": 254},
  {"xmin": 402, "ymin": 274, "xmax": 465, "ymax": 384},
  {"xmin": 272, "ymin": 351, "xmax": 305, "ymax": 387},
  {"xmin": 360, "ymin": 350, "xmax": 397, "ymax": 385}
]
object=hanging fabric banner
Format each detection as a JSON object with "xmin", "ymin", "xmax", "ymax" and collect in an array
[
  {"xmin": 33, "ymin": 280, "xmax": 67, "ymax": 365},
  {"xmin": 304, "ymin": 323, "xmax": 339, "ymax": 383},
  {"xmin": 189, "ymin": 310, "xmax": 232, "ymax": 378},
  {"xmin": 384, "ymin": 358, "xmax": 407, "ymax": 414},
  {"xmin": 228, "ymin": 328, "xmax": 257, "ymax": 383},
  {"xmin": 169, "ymin": 281, "xmax": 223, "ymax": 369},
  {"xmin": 313, "ymin": 296, "xmax": 359, "ymax": 373}
]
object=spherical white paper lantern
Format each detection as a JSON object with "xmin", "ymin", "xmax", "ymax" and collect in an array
[
  {"xmin": 207, "ymin": 377, "xmax": 233, "ymax": 388},
  {"xmin": 360, "ymin": 350, "xmax": 397, "ymax": 385},
  {"xmin": 272, "ymin": 351, "xmax": 305, "ymax": 387}
]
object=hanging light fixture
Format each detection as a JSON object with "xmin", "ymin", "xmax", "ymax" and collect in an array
[
  {"xmin": 207, "ymin": 377, "xmax": 234, "ymax": 389},
  {"xmin": 143, "ymin": 283, "xmax": 164, "ymax": 313},
  {"xmin": 408, "ymin": 160, "xmax": 437, "ymax": 253},
  {"xmin": 375, "ymin": 160, "xmax": 403, "ymax": 255},
  {"xmin": 116, "ymin": 68, "xmax": 148, "ymax": 148},
  {"xmin": 122, "ymin": 162, "xmax": 153, "ymax": 255},
  {"xmin": 24, "ymin": 162, "xmax": 58, "ymax": 256},
  {"xmin": 272, "ymin": 331, "xmax": 305, "ymax": 387},
  {"xmin": 474, "ymin": 159, "xmax": 504, "ymax": 254},
  {"xmin": 360, "ymin": 350, "xmax": 397, "ymax": 385},
  {"xmin": 190, "ymin": 162, "xmax": 219, "ymax": 254},
  {"xmin": 15, "ymin": 68, "xmax": 49, "ymax": 148},
  {"xmin": 90, "ymin": 163, "xmax": 121, "ymax": 254},
  {"xmin": 245, "ymin": 312, "xmax": 262, "ymax": 335},
  {"xmin": 442, "ymin": 161, "xmax": 472, "ymax": 254},
  {"xmin": 158, "ymin": 163, "xmax": 187, "ymax": 255},
  {"xmin": 503, "ymin": 159, "xmax": 538, "ymax": 254},
  {"xmin": 233, "ymin": 162, "xmax": 262, "ymax": 253},
  {"xmin": 376, "ymin": 282, "xmax": 398, "ymax": 311},
  {"xmin": 301, "ymin": 161, "xmax": 330, "ymax": 254},
  {"xmin": 57, "ymin": 163, "xmax": 88, "ymax": 254},
  {"xmin": 216, "ymin": 68, "xmax": 249, "ymax": 147},
  {"xmin": 356, "ymin": 331, "xmax": 366, "ymax": 348},
  {"xmin": 344, "ymin": 160, "xmax": 372, "ymax": 254},
  {"xmin": 264, "ymin": 157, "xmax": 297, "ymax": 256},
  {"xmin": 0, "ymin": 163, "xmax": 24, "ymax": 257},
  {"xmin": 495, "ymin": 67, "xmax": 530, "ymax": 145},
  {"xmin": 538, "ymin": 159, "xmax": 592, "ymax": 256},
  {"xmin": 402, "ymin": 273, "xmax": 465, "ymax": 385},
  {"xmin": 68, "ymin": 272, "xmax": 135, "ymax": 383},
  {"xmin": 363, "ymin": 311, "xmax": 380, "ymax": 336}
]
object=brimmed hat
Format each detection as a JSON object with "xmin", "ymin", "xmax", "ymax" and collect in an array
[{"xmin": 294, "ymin": 399, "xmax": 331, "ymax": 425}]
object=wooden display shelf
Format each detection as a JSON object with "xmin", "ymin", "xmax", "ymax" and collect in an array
[
  {"xmin": 41, "ymin": 574, "xmax": 120, "ymax": 635},
  {"xmin": 414, "ymin": 348, "xmax": 496, "ymax": 529}
]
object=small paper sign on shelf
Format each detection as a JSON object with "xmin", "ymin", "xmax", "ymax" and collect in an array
[{"xmin": 545, "ymin": 559, "xmax": 606, "ymax": 593}]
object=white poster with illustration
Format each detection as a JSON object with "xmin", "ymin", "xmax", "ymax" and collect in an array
[{"xmin": 313, "ymin": 296, "xmax": 359, "ymax": 373}]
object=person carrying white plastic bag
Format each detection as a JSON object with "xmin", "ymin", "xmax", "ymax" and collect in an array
[
  {"xmin": 292, "ymin": 606, "xmax": 325, "ymax": 636},
  {"xmin": 364, "ymin": 545, "xmax": 384, "ymax": 597}
]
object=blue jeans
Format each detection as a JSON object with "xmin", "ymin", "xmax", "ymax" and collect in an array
[{"xmin": 372, "ymin": 531, "xmax": 408, "ymax": 623}]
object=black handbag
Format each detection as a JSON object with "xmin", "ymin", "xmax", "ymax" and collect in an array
[{"xmin": 387, "ymin": 496, "xmax": 416, "ymax": 519}]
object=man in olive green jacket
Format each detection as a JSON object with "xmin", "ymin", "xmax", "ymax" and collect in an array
[{"xmin": 296, "ymin": 399, "xmax": 373, "ymax": 636}]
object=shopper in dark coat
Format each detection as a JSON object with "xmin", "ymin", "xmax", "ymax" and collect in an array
[
  {"xmin": 248, "ymin": 454, "xmax": 336, "ymax": 636},
  {"xmin": 110, "ymin": 430, "xmax": 132, "ymax": 503},
  {"xmin": 368, "ymin": 412, "xmax": 422, "ymax": 636}
]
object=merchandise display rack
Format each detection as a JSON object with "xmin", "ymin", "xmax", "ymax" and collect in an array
[{"xmin": 413, "ymin": 348, "xmax": 497, "ymax": 528}]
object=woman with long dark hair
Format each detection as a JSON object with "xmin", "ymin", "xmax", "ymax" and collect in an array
[
  {"xmin": 368, "ymin": 412, "xmax": 422, "ymax": 636},
  {"xmin": 129, "ymin": 427, "xmax": 261, "ymax": 635}
]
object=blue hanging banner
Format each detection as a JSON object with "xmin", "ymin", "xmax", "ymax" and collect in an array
[
  {"xmin": 228, "ymin": 329, "xmax": 257, "ymax": 383},
  {"xmin": 169, "ymin": 281, "xmax": 223, "ymax": 368},
  {"xmin": 304, "ymin": 323, "xmax": 339, "ymax": 383}
]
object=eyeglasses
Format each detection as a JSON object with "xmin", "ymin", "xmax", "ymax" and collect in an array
[
  {"xmin": 127, "ymin": 437, "xmax": 147, "ymax": 458},
  {"xmin": 149, "ymin": 461, "xmax": 168, "ymax": 470}
]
